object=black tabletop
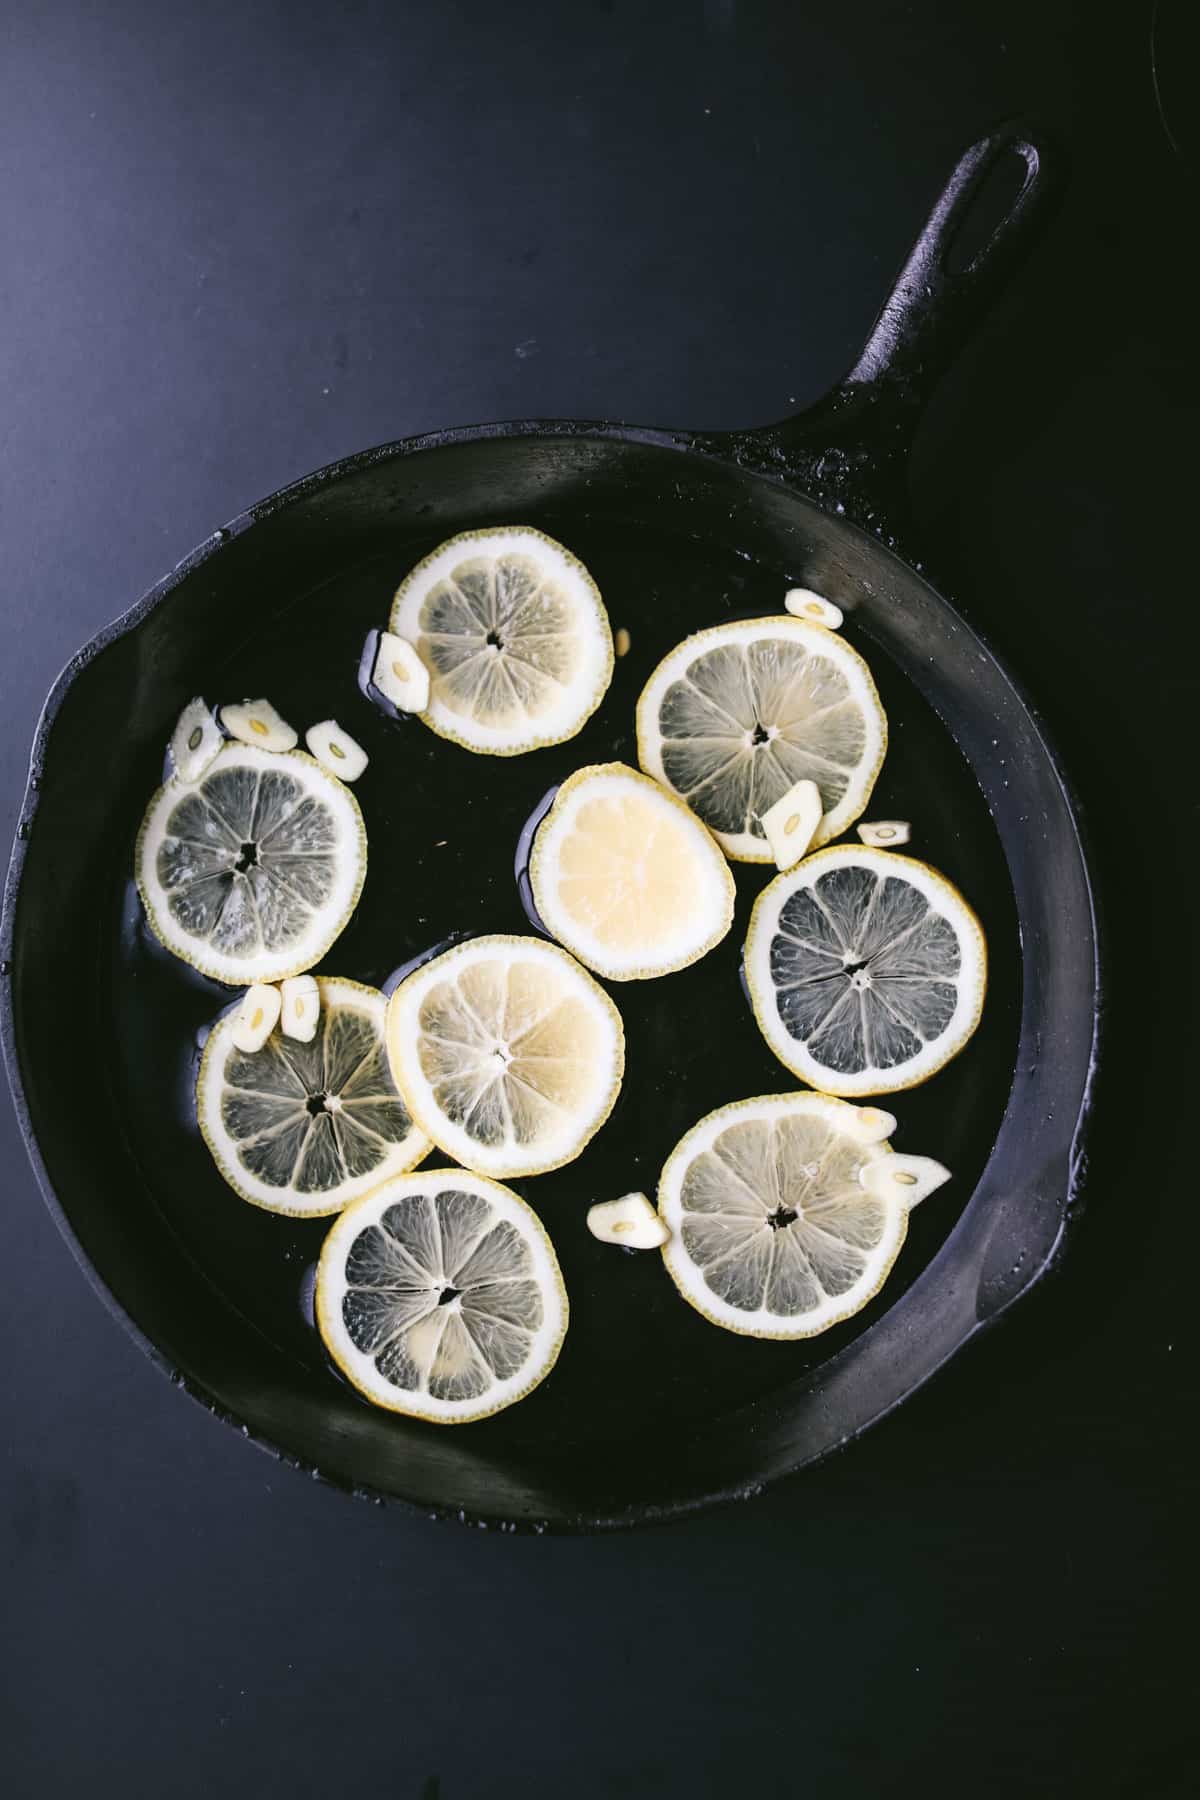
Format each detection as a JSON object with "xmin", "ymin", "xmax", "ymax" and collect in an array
[{"xmin": 2, "ymin": 3, "xmax": 1195, "ymax": 1795}]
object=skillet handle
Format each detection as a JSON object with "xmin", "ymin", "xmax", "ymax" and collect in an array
[{"xmin": 725, "ymin": 122, "xmax": 1062, "ymax": 547}]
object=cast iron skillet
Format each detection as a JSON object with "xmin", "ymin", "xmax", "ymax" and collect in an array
[{"xmin": 1, "ymin": 125, "xmax": 1099, "ymax": 1532}]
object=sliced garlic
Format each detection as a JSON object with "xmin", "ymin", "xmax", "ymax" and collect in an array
[
  {"xmin": 856, "ymin": 820, "xmax": 911, "ymax": 848},
  {"xmin": 231, "ymin": 983, "xmax": 282, "ymax": 1053},
  {"xmin": 760, "ymin": 778, "xmax": 823, "ymax": 870},
  {"xmin": 304, "ymin": 720, "xmax": 368, "ymax": 782},
  {"xmin": 843, "ymin": 1105, "xmax": 898, "ymax": 1145},
  {"xmin": 169, "ymin": 697, "xmax": 223, "ymax": 784},
  {"xmin": 587, "ymin": 1192, "xmax": 670, "ymax": 1249},
  {"xmin": 372, "ymin": 631, "xmax": 431, "ymax": 714},
  {"xmin": 614, "ymin": 626, "xmax": 632, "ymax": 658},
  {"xmin": 219, "ymin": 698, "xmax": 298, "ymax": 753},
  {"xmin": 280, "ymin": 974, "xmax": 320, "ymax": 1043},
  {"xmin": 785, "ymin": 588, "xmax": 844, "ymax": 630},
  {"xmin": 860, "ymin": 1154, "xmax": 951, "ymax": 1210}
]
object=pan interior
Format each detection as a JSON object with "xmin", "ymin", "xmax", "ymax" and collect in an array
[{"xmin": 16, "ymin": 433, "xmax": 1022, "ymax": 1521}]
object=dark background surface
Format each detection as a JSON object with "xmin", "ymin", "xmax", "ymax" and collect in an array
[{"xmin": 1, "ymin": 2, "xmax": 1195, "ymax": 1795}]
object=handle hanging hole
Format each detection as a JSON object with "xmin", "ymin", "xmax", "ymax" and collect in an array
[{"xmin": 945, "ymin": 146, "xmax": 1034, "ymax": 275}]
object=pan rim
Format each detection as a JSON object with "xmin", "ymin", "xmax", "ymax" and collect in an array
[{"xmin": 0, "ymin": 418, "xmax": 1103, "ymax": 1532}]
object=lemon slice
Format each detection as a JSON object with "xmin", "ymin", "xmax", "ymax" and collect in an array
[
  {"xmin": 389, "ymin": 527, "xmax": 613, "ymax": 755},
  {"xmin": 659, "ymin": 1092, "xmax": 949, "ymax": 1338},
  {"xmin": 636, "ymin": 617, "xmax": 886, "ymax": 861},
  {"xmin": 744, "ymin": 845, "xmax": 986, "ymax": 1096},
  {"xmin": 529, "ymin": 762, "xmax": 735, "ymax": 981},
  {"xmin": 386, "ymin": 934, "xmax": 624, "ymax": 1178},
  {"xmin": 316, "ymin": 1170, "xmax": 567, "ymax": 1422},
  {"xmin": 197, "ymin": 977, "xmax": 430, "ymax": 1216},
  {"xmin": 136, "ymin": 743, "xmax": 366, "ymax": 985}
]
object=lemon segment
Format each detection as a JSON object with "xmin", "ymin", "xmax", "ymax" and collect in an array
[
  {"xmin": 659, "ymin": 1092, "xmax": 946, "ymax": 1338},
  {"xmin": 636, "ymin": 616, "xmax": 886, "ymax": 862},
  {"xmin": 390, "ymin": 527, "xmax": 613, "ymax": 755},
  {"xmin": 386, "ymin": 934, "xmax": 624, "ymax": 1179},
  {"xmin": 316, "ymin": 1170, "xmax": 567, "ymax": 1423},
  {"xmin": 744, "ymin": 845, "xmax": 986, "ymax": 1097},
  {"xmin": 529, "ymin": 762, "xmax": 735, "ymax": 981},
  {"xmin": 197, "ymin": 977, "xmax": 430, "ymax": 1217},
  {"xmin": 135, "ymin": 743, "xmax": 366, "ymax": 986}
]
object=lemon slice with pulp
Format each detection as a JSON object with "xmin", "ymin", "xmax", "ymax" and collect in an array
[
  {"xmin": 636, "ymin": 616, "xmax": 886, "ymax": 861},
  {"xmin": 659, "ymin": 1092, "xmax": 949, "ymax": 1338},
  {"xmin": 317, "ymin": 1170, "xmax": 567, "ymax": 1422},
  {"xmin": 386, "ymin": 934, "xmax": 624, "ymax": 1178},
  {"xmin": 744, "ymin": 845, "xmax": 986, "ymax": 1096},
  {"xmin": 197, "ymin": 977, "xmax": 430, "ymax": 1216},
  {"xmin": 389, "ymin": 527, "xmax": 613, "ymax": 755},
  {"xmin": 529, "ymin": 761, "xmax": 735, "ymax": 980},
  {"xmin": 136, "ymin": 743, "xmax": 365, "ymax": 985}
]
